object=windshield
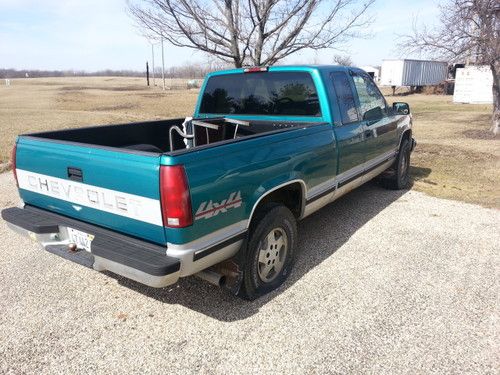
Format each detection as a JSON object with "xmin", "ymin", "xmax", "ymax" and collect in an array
[{"xmin": 199, "ymin": 71, "xmax": 321, "ymax": 117}]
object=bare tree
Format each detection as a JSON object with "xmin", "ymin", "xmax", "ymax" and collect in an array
[
  {"xmin": 333, "ymin": 54, "xmax": 354, "ymax": 66},
  {"xmin": 128, "ymin": 0, "xmax": 374, "ymax": 68},
  {"xmin": 399, "ymin": 0, "xmax": 500, "ymax": 134}
]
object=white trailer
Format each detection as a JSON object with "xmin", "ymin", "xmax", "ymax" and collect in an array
[
  {"xmin": 360, "ymin": 65, "xmax": 380, "ymax": 82},
  {"xmin": 380, "ymin": 59, "xmax": 448, "ymax": 87},
  {"xmin": 453, "ymin": 65, "xmax": 493, "ymax": 104}
]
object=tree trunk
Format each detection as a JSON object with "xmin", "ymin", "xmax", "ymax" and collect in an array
[
  {"xmin": 224, "ymin": 0, "xmax": 242, "ymax": 68},
  {"xmin": 491, "ymin": 62, "xmax": 499, "ymax": 135}
]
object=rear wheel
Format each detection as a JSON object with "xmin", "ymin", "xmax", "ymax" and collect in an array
[
  {"xmin": 238, "ymin": 205, "xmax": 297, "ymax": 300},
  {"xmin": 381, "ymin": 138, "xmax": 411, "ymax": 190}
]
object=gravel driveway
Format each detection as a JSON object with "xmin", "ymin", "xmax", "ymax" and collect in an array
[{"xmin": 0, "ymin": 171, "xmax": 498, "ymax": 374}]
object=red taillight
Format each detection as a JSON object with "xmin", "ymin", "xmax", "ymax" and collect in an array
[
  {"xmin": 11, "ymin": 144, "xmax": 18, "ymax": 187},
  {"xmin": 160, "ymin": 165, "xmax": 193, "ymax": 228},
  {"xmin": 244, "ymin": 66, "xmax": 268, "ymax": 73}
]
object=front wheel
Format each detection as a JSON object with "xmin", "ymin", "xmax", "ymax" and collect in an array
[
  {"xmin": 238, "ymin": 205, "xmax": 297, "ymax": 300},
  {"xmin": 381, "ymin": 138, "xmax": 412, "ymax": 190}
]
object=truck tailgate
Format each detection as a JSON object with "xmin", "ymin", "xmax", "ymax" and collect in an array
[{"xmin": 15, "ymin": 137, "xmax": 165, "ymax": 244}]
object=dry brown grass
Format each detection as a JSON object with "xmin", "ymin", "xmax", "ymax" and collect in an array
[
  {"xmin": 386, "ymin": 93, "xmax": 499, "ymax": 208},
  {"xmin": 0, "ymin": 77, "xmax": 498, "ymax": 207},
  {"xmin": 0, "ymin": 76, "xmax": 198, "ymax": 163}
]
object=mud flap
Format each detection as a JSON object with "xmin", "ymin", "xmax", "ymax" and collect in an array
[{"xmin": 212, "ymin": 237, "xmax": 247, "ymax": 295}]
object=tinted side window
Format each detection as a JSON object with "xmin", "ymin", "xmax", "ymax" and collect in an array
[
  {"xmin": 199, "ymin": 72, "xmax": 320, "ymax": 116},
  {"xmin": 352, "ymin": 73, "xmax": 386, "ymax": 120},
  {"xmin": 331, "ymin": 72, "xmax": 359, "ymax": 124}
]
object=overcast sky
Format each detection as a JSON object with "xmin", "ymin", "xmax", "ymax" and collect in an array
[{"xmin": 0, "ymin": 0, "xmax": 441, "ymax": 71}]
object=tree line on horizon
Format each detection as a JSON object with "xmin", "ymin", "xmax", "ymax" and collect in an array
[{"xmin": 0, "ymin": 63, "xmax": 218, "ymax": 79}]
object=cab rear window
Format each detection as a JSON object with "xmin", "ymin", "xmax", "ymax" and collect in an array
[{"xmin": 199, "ymin": 72, "xmax": 321, "ymax": 117}]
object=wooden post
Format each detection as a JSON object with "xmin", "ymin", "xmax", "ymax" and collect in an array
[{"xmin": 146, "ymin": 61, "xmax": 150, "ymax": 86}]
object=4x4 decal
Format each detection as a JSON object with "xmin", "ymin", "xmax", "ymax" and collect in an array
[{"xmin": 195, "ymin": 191, "xmax": 242, "ymax": 220}]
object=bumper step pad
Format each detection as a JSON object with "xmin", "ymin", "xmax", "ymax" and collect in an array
[
  {"xmin": 92, "ymin": 236, "xmax": 179, "ymax": 276},
  {"xmin": 2, "ymin": 207, "xmax": 59, "ymax": 233}
]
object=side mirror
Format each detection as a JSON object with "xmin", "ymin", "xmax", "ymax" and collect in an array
[{"xmin": 393, "ymin": 102, "xmax": 410, "ymax": 115}]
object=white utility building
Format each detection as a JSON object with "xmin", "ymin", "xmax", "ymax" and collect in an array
[
  {"xmin": 453, "ymin": 65, "xmax": 493, "ymax": 104},
  {"xmin": 380, "ymin": 59, "xmax": 448, "ymax": 87}
]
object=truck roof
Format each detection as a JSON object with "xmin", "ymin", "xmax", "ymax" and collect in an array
[{"xmin": 207, "ymin": 65, "xmax": 358, "ymax": 78}]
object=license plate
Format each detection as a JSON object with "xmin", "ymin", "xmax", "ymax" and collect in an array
[{"xmin": 67, "ymin": 228, "xmax": 94, "ymax": 252}]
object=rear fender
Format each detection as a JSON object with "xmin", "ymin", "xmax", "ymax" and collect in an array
[{"xmin": 247, "ymin": 176, "xmax": 307, "ymax": 229}]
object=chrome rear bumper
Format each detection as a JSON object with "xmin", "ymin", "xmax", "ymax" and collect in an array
[{"xmin": 1, "ymin": 206, "xmax": 181, "ymax": 288}]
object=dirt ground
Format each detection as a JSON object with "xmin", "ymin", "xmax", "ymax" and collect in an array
[{"xmin": 0, "ymin": 76, "xmax": 498, "ymax": 207}]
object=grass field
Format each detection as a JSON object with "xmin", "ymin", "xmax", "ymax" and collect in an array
[
  {"xmin": 0, "ymin": 76, "xmax": 199, "ymax": 163},
  {"xmin": 395, "ymin": 93, "xmax": 499, "ymax": 208},
  {"xmin": 0, "ymin": 77, "xmax": 498, "ymax": 208}
]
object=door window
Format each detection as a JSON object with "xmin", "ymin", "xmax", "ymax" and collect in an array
[
  {"xmin": 331, "ymin": 72, "xmax": 359, "ymax": 124},
  {"xmin": 352, "ymin": 73, "xmax": 386, "ymax": 121}
]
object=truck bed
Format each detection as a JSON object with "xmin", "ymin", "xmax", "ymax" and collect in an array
[{"xmin": 23, "ymin": 118, "xmax": 324, "ymax": 155}]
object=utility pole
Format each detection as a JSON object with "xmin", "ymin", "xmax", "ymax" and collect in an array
[
  {"xmin": 151, "ymin": 43, "xmax": 156, "ymax": 87},
  {"xmin": 161, "ymin": 36, "xmax": 166, "ymax": 90}
]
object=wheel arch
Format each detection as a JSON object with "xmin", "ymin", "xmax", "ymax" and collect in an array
[
  {"xmin": 246, "ymin": 180, "xmax": 306, "ymax": 230},
  {"xmin": 398, "ymin": 128, "xmax": 412, "ymax": 149}
]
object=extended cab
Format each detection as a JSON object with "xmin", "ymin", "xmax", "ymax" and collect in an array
[{"xmin": 2, "ymin": 66, "xmax": 415, "ymax": 299}]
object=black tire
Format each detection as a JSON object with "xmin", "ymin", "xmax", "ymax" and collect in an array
[
  {"xmin": 238, "ymin": 204, "xmax": 297, "ymax": 300},
  {"xmin": 381, "ymin": 138, "xmax": 412, "ymax": 190}
]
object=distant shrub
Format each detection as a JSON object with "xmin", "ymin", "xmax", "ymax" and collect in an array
[{"xmin": 423, "ymin": 80, "xmax": 455, "ymax": 95}]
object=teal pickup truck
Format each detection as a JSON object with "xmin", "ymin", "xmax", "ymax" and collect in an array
[{"xmin": 2, "ymin": 65, "xmax": 415, "ymax": 299}]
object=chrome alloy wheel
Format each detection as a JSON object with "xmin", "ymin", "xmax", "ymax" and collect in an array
[{"xmin": 257, "ymin": 227, "xmax": 288, "ymax": 283}]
